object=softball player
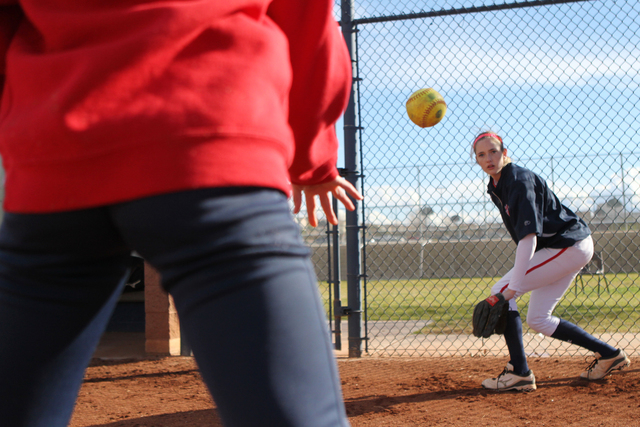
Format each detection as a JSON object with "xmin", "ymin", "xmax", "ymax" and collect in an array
[
  {"xmin": 0, "ymin": 1, "xmax": 358, "ymax": 426},
  {"xmin": 473, "ymin": 131, "xmax": 630, "ymax": 391}
]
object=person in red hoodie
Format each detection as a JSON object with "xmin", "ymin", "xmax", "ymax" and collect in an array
[{"xmin": 0, "ymin": 1, "xmax": 361, "ymax": 426}]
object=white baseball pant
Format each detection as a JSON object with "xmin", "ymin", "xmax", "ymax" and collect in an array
[{"xmin": 491, "ymin": 235, "xmax": 594, "ymax": 336}]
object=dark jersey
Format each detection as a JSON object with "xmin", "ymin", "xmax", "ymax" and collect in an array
[{"xmin": 488, "ymin": 163, "xmax": 590, "ymax": 250}]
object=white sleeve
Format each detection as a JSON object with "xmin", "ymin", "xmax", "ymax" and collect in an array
[{"xmin": 507, "ymin": 233, "xmax": 536, "ymax": 293}]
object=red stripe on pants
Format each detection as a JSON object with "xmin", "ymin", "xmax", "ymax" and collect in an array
[{"xmin": 499, "ymin": 247, "xmax": 569, "ymax": 293}]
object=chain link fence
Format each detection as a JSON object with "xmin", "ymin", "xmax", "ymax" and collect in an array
[{"xmin": 299, "ymin": 0, "xmax": 640, "ymax": 357}]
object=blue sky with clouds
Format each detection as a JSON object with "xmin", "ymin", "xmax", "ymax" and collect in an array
[{"xmin": 332, "ymin": 0, "xmax": 640, "ymax": 225}]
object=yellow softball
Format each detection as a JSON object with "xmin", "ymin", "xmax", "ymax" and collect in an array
[{"xmin": 405, "ymin": 88, "xmax": 447, "ymax": 128}]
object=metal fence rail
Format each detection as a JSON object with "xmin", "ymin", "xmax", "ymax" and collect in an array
[{"xmin": 300, "ymin": 0, "xmax": 640, "ymax": 357}]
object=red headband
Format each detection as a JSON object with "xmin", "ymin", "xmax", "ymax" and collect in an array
[{"xmin": 473, "ymin": 132, "xmax": 503, "ymax": 148}]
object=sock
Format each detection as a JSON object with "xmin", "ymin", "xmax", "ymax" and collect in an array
[
  {"xmin": 503, "ymin": 311, "xmax": 530, "ymax": 375},
  {"xmin": 551, "ymin": 319, "xmax": 617, "ymax": 357}
]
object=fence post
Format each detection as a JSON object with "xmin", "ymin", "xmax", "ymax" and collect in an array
[
  {"xmin": 341, "ymin": 0, "xmax": 363, "ymax": 358},
  {"xmin": 330, "ymin": 195, "xmax": 342, "ymax": 351}
]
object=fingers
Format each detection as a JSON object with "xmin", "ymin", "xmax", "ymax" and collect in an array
[
  {"xmin": 304, "ymin": 191, "xmax": 318, "ymax": 227},
  {"xmin": 292, "ymin": 187, "xmax": 302, "ymax": 214},
  {"xmin": 330, "ymin": 177, "xmax": 362, "ymax": 212},
  {"xmin": 338, "ymin": 178, "xmax": 363, "ymax": 202},
  {"xmin": 292, "ymin": 177, "xmax": 364, "ymax": 227},
  {"xmin": 319, "ymin": 193, "xmax": 338, "ymax": 225},
  {"xmin": 332, "ymin": 186, "xmax": 355, "ymax": 211}
]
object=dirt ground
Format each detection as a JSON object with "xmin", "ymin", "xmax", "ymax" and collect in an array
[{"xmin": 69, "ymin": 355, "xmax": 640, "ymax": 427}]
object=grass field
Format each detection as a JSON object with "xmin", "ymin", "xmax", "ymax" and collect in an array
[{"xmin": 322, "ymin": 273, "xmax": 640, "ymax": 335}]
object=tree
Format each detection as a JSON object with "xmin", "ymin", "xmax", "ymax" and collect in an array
[
  {"xmin": 420, "ymin": 205, "xmax": 434, "ymax": 217},
  {"xmin": 449, "ymin": 214, "xmax": 462, "ymax": 224}
]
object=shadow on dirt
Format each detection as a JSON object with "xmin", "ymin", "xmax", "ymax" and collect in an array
[{"xmin": 85, "ymin": 409, "xmax": 222, "ymax": 427}]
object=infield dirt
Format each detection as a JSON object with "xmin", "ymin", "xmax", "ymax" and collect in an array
[{"xmin": 70, "ymin": 355, "xmax": 640, "ymax": 427}]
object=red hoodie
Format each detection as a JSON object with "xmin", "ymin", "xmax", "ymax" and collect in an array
[{"xmin": 0, "ymin": 0, "xmax": 351, "ymax": 213}]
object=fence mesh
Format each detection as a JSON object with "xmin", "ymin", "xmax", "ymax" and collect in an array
[{"xmin": 301, "ymin": 0, "xmax": 640, "ymax": 357}]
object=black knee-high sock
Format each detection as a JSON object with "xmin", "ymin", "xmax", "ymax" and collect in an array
[
  {"xmin": 550, "ymin": 319, "xmax": 617, "ymax": 357},
  {"xmin": 504, "ymin": 311, "xmax": 529, "ymax": 375}
]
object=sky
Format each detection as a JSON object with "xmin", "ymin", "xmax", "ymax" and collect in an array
[{"xmin": 330, "ymin": 0, "xmax": 640, "ymax": 226}]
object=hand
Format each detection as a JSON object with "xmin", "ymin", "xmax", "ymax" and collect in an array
[
  {"xmin": 292, "ymin": 177, "xmax": 363, "ymax": 227},
  {"xmin": 502, "ymin": 289, "xmax": 516, "ymax": 301}
]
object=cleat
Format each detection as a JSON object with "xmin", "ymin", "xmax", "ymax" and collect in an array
[
  {"xmin": 482, "ymin": 363, "xmax": 536, "ymax": 391},
  {"xmin": 580, "ymin": 349, "xmax": 630, "ymax": 380}
]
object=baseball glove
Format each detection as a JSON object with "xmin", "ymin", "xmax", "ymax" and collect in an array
[{"xmin": 472, "ymin": 293, "xmax": 509, "ymax": 338}]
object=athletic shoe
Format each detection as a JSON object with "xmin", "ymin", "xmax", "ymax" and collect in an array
[
  {"xmin": 580, "ymin": 349, "xmax": 630, "ymax": 380},
  {"xmin": 482, "ymin": 363, "xmax": 537, "ymax": 391}
]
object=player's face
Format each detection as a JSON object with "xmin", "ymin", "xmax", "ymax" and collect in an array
[{"xmin": 475, "ymin": 138, "xmax": 507, "ymax": 181}]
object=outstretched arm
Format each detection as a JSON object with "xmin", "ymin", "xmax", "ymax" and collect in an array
[
  {"xmin": 268, "ymin": 0, "xmax": 353, "ymax": 189},
  {"xmin": 502, "ymin": 233, "xmax": 536, "ymax": 300}
]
